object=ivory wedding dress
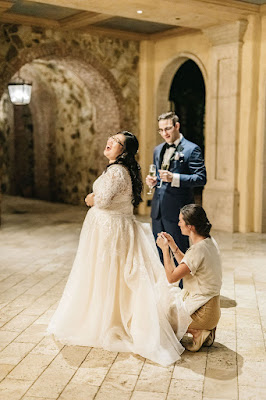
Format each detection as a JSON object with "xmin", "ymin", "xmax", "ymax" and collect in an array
[{"xmin": 47, "ymin": 164, "xmax": 191, "ymax": 366}]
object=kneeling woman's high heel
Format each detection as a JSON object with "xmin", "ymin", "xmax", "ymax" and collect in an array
[{"xmin": 185, "ymin": 330, "xmax": 211, "ymax": 352}]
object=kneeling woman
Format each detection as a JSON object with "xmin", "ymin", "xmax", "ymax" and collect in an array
[{"xmin": 157, "ymin": 204, "xmax": 222, "ymax": 351}]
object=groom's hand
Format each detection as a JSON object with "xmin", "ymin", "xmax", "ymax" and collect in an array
[
  {"xmin": 146, "ymin": 175, "xmax": 157, "ymax": 187},
  {"xmin": 158, "ymin": 170, "xmax": 173, "ymax": 183}
]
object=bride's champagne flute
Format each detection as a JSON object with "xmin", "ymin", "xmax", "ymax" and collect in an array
[
  {"xmin": 147, "ymin": 164, "xmax": 156, "ymax": 195},
  {"xmin": 158, "ymin": 162, "xmax": 170, "ymax": 188}
]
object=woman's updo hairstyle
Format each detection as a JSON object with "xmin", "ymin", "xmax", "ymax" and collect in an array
[
  {"xmin": 121, "ymin": 131, "xmax": 139, "ymax": 156},
  {"xmin": 107, "ymin": 131, "xmax": 143, "ymax": 207},
  {"xmin": 180, "ymin": 204, "xmax": 212, "ymax": 237}
]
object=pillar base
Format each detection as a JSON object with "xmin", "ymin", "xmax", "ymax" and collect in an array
[{"xmin": 203, "ymin": 188, "xmax": 239, "ymax": 232}]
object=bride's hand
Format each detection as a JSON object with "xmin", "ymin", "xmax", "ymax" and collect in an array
[
  {"xmin": 85, "ymin": 193, "xmax": 95, "ymax": 207},
  {"xmin": 156, "ymin": 233, "xmax": 168, "ymax": 250}
]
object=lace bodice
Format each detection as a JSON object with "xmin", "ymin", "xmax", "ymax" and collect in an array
[{"xmin": 93, "ymin": 164, "xmax": 133, "ymax": 215}]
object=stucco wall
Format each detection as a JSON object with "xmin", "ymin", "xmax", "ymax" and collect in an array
[{"xmin": 138, "ymin": 21, "xmax": 265, "ymax": 232}]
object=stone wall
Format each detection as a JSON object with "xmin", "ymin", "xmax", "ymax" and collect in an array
[
  {"xmin": 0, "ymin": 24, "xmax": 139, "ymax": 209},
  {"xmin": 0, "ymin": 93, "xmax": 12, "ymax": 195}
]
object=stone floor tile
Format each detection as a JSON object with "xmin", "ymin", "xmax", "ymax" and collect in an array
[
  {"xmin": 0, "ymin": 364, "xmax": 14, "ymax": 380},
  {"xmin": 95, "ymin": 388, "xmax": 132, "ymax": 400},
  {"xmin": 22, "ymin": 397, "xmax": 55, "ymax": 400},
  {"xmin": 217, "ymin": 313, "xmax": 236, "ymax": 331},
  {"xmin": 33, "ymin": 309, "xmax": 55, "ymax": 325},
  {"xmin": 0, "ymin": 378, "xmax": 32, "ymax": 400},
  {"xmin": 203, "ymin": 368, "xmax": 238, "ymax": 399},
  {"xmin": 58, "ymin": 382, "xmax": 99, "ymax": 400},
  {"xmin": 84, "ymin": 347, "xmax": 117, "ymax": 367},
  {"xmin": 0, "ymin": 330, "xmax": 19, "ymax": 348},
  {"xmin": 59, "ymin": 345, "xmax": 90, "ymax": 367},
  {"xmin": 0, "ymin": 342, "xmax": 36, "ymax": 365},
  {"xmin": 131, "ymin": 392, "xmax": 166, "ymax": 400},
  {"xmin": 0, "ymin": 273, "xmax": 28, "ymax": 293},
  {"xmin": 206, "ymin": 347, "xmax": 237, "ymax": 370},
  {"xmin": 238, "ymin": 385, "xmax": 266, "ymax": 400},
  {"xmin": 101, "ymin": 372, "xmax": 138, "ymax": 392},
  {"xmin": 1, "ymin": 196, "xmax": 266, "ymax": 400},
  {"xmin": 1, "ymin": 313, "xmax": 38, "ymax": 333},
  {"xmin": 202, "ymin": 398, "xmax": 235, "ymax": 400},
  {"xmin": 30, "ymin": 336, "xmax": 64, "ymax": 355},
  {"xmin": 14, "ymin": 323, "xmax": 46, "ymax": 344},
  {"xmin": 109, "ymin": 352, "xmax": 144, "ymax": 375},
  {"xmin": 236, "ymin": 340, "xmax": 265, "ymax": 360},
  {"xmin": 237, "ymin": 360, "xmax": 266, "ymax": 388},
  {"xmin": 173, "ymin": 352, "xmax": 206, "ymax": 381},
  {"xmin": 26, "ymin": 346, "xmax": 89, "ymax": 398},
  {"xmin": 135, "ymin": 364, "xmax": 172, "ymax": 393},
  {"xmin": 8, "ymin": 353, "xmax": 55, "ymax": 381},
  {"xmin": 167, "ymin": 379, "xmax": 202, "ymax": 399},
  {"xmin": 71, "ymin": 362, "xmax": 109, "ymax": 386},
  {"xmin": 70, "ymin": 347, "xmax": 117, "ymax": 386}
]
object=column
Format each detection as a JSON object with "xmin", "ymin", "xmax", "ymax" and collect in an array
[{"xmin": 202, "ymin": 20, "xmax": 248, "ymax": 232}]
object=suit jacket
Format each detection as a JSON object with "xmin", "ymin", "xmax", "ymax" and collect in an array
[{"xmin": 151, "ymin": 136, "xmax": 207, "ymax": 222}]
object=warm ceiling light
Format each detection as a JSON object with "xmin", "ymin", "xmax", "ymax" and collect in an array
[
  {"xmin": 137, "ymin": 10, "xmax": 143, "ymax": 14},
  {"xmin": 8, "ymin": 73, "xmax": 32, "ymax": 105}
]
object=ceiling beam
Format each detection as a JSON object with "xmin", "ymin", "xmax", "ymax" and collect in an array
[
  {"xmin": 59, "ymin": 11, "xmax": 113, "ymax": 29},
  {"xmin": 0, "ymin": 10, "xmax": 147, "ymax": 41},
  {"xmin": 150, "ymin": 26, "xmax": 199, "ymax": 41},
  {"xmin": 78, "ymin": 25, "xmax": 149, "ymax": 41},
  {"xmin": 24, "ymin": 0, "xmax": 259, "ymax": 30},
  {"xmin": 0, "ymin": 13, "xmax": 60, "ymax": 28},
  {"xmin": 0, "ymin": 1, "xmax": 13, "ymax": 14}
]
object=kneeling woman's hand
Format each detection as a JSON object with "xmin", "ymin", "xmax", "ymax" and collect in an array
[
  {"xmin": 156, "ymin": 232, "xmax": 169, "ymax": 250},
  {"xmin": 160, "ymin": 232, "xmax": 176, "ymax": 250}
]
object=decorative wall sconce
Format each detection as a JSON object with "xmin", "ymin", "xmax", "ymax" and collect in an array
[{"xmin": 8, "ymin": 73, "xmax": 32, "ymax": 105}]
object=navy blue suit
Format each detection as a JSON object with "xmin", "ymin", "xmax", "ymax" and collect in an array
[{"xmin": 151, "ymin": 136, "xmax": 207, "ymax": 265}]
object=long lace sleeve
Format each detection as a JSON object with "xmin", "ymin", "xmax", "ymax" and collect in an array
[{"xmin": 94, "ymin": 164, "xmax": 131, "ymax": 209}]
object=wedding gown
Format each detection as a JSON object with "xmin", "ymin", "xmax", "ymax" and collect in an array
[{"xmin": 47, "ymin": 164, "xmax": 191, "ymax": 366}]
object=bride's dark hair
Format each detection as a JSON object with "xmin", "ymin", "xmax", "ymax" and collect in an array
[{"xmin": 107, "ymin": 131, "xmax": 143, "ymax": 207}]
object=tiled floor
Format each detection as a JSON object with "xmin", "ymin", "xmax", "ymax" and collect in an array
[{"xmin": 0, "ymin": 195, "xmax": 265, "ymax": 400}]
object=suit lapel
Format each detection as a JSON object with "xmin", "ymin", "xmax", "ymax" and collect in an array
[{"xmin": 158, "ymin": 143, "xmax": 167, "ymax": 168}]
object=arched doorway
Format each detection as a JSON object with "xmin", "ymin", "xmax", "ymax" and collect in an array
[
  {"xmin": 169, "ymin": 59, "xmax": 206, "ymax": 204},
  {"xmin": 169, "ymin": 60, "xmax": 205, "ymax": 153}
]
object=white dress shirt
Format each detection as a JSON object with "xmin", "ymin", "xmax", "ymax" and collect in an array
[{"xmin": 162, "ymin": 134, "xmax": 183, "ymax": 188}]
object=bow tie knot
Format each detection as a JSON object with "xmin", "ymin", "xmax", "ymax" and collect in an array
[{"xmin": 166, "ymin": 143, "xmax": 176, "ymax": 149}]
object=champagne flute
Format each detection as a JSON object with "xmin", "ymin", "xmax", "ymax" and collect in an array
[
  {"xmin": 158, "ymin": 162, "xmax": 170, "ymax": 188},
  {"xmin": 147, "ymin": 164, "xmax": 156, "ymax": 195},
  {"xmin": 161, "ymin": 162, "xmax": 170, "ymax": 171}
]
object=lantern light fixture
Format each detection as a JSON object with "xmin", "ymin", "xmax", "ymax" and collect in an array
[{"xmin": 8, "ymin": 72, "xmax": 32, "ymax": 105}]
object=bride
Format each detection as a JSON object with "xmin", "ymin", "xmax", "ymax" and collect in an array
[{"xmin": 47, "ymin": 131, "xmax": 191, "ymax": 366}]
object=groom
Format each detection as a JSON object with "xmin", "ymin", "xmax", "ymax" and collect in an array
[{"xmin": 146, "ymin": 112, "xmax": 207, "ymax": 269}]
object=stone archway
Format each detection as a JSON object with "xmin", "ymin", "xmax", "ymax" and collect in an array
[
  {"xmin": 156, "ymin": 52, "xmax": 207, "ymax": 144},
  {"xmin": 0, "ymin": 42, "xmax": 126, "ymax": 124},
  {"xmin": 0, "ymin": 42, "xmax": 127, "ymax": 205}
]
